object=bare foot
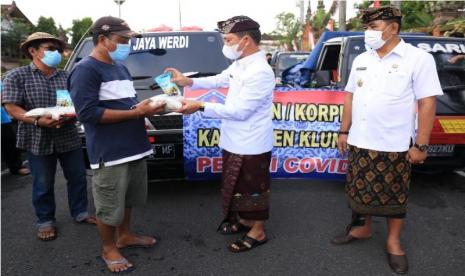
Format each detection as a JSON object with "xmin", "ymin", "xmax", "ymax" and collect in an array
[
  {"xmin": 83, "ymin": 215, "xmax": 97, "ymax": 225},
  {"xmin": 102, "ymin": 247, "xmax": 133, "ymax": 273},
  {"xmin": 348, "ymin": 226, "xmax": 372, "ymax": 239},
  {"xmin": 17, "ymin": 168, "xmax": 30, "ymax": 175},
  {"xmin": 386, "ymin": 239, "xmax": 405, "ymax": 255},
  {"xmin": 116, "ymin": 234, "xmax": 156, "ymax": 249},
  {"xmin": 238, "ymin": 219, "xmax": 254, "ymax": 228}
]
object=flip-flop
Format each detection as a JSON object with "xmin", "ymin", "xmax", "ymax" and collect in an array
[
  {"xmin": 228, "ymin": 235, "xmax": 268, "ymax": 253},
  {"xmin": 116, "ymin": 236, "xmax": 157, "ymax": 249},
  {"xmin": 37, "ymin": 226, "xmax": 57, "ymax": 241},
  {"xmin": 101, "ymin": 256, "xmax": 135, "ymax": 274}
]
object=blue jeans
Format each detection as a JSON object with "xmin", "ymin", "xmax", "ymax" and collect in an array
[{"xmin": 27, "ymin": 148, "xmax": 89, "ymax": 228}]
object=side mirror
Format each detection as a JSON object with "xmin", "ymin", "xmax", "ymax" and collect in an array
[{"xmin": 314, "ymin": 70, "xmax": 331, "ymax": 87}]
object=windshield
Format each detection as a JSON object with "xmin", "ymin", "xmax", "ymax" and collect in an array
[
  {"xmin": 278, "ymin": 53, "xmax": 308, "ymax": 70},
  {"xmin": 71, "ymin": 33, "xmax": 230, "ymax": 79},
  {"xmin": 346, "ymin": 37, "xmax": 465, "ymax": 88}
]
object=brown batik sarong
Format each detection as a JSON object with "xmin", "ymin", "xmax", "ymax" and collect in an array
[
  {"xmin": 345, "ymin": 145, "xmax": 411, "ymax": 217},
  {"xmin": 221, "ymin": 150, "xmax": 271, "ymax": 222}
]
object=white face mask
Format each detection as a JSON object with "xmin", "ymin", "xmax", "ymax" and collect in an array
[
  {"xmin": 364, "ymin": 24, "xmax": 392, "ymax": 50},
  {"xmin": 222, "ymin": 38, "xmax": 246, "ymax": 60}
]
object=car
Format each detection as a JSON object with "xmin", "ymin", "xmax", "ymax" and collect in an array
[
  {"xmin": 65, "ymin": 31, "xmax": 230, "ymax": 181},
  {"xmin": 283, "ymin": 32, "xmax": 465, "ymax": 172},
  {"xmin": 270, "ymin": 51, "xmax": 309, "ymax": 82}
]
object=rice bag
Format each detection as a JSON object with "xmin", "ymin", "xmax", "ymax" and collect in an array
[
  {"xmin": 147, "ymin": 94, "xmax": 183, "ymax": 113},
  {"xmin": 154, "ymin": 72, "xmax": 181, "ymax": 96},
  {"xmin": 24, "ymin": 106, "xmax": 76, "ymax": 120}
]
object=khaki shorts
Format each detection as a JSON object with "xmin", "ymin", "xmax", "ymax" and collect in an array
[{"xmin": 92, "ymin": 158, "xmax": 147, "ymax": 226}]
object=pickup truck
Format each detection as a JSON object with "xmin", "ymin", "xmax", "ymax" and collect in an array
[
  {"xmin": 65, "ymin": 31, "xmax": 230, "ymax": 181},
  {"xmin": 283, "ymin": 31, "xmax": 465, "ymax": 172}
]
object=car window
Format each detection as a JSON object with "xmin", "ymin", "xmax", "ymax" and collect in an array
[{"xmin": 278, "ymin": 54, "xmax": 308, "ymax": 70}]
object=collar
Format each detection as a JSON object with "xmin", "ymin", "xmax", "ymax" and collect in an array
[
  {"xmin": 368, "ymin": 39, "xmax": 407, "ymax": 58},
  {"xmin": 390, "ymin": 39, "xmax": 407, "ymax": 57},
  {"xmin": 29, "ymin": 62, "xmax": 59, "ymax": 78},
  {"xmin": 236, "ymin": 50, "xmax": 264, "ymax": 67}
]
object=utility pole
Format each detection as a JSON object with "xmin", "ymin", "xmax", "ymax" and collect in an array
[
  {"xmin": 178, "ymin": 0, "xmax": 182, "ymax": 29},
  {"xmin": 114, "ymin": 0, "xmax": 126, "ymax": 18},
  {"xmin": 338, "ymin": 0, "xmax": 346, "ymax": 31},
  {"xmin": 390, "ymin": 0, "xmax": 401, "ymax": 12},
  {"xmin": 296, "ymin": 0, "xmax": 305, "ymax": 24}
]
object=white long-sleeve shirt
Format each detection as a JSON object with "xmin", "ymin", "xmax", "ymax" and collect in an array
[{"xmin": 191, "ymin": 51, "xmax": 275, "ymax": 155}]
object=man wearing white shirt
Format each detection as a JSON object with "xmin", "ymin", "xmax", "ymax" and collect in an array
[
  {"xmin": 167, "ymin": 15, "xmax": 275, "ymax": 253},
  {"xmin": 330, "ymin": 7, "xmax": 443, "ymax": 274}
]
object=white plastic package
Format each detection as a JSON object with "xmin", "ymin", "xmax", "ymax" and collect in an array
[
  {"xmin": 146, "ymin": 94, "xmax": 183, "ymax": 113},
  {"xmin": 24, "ymin": 106, "xmax": 76, "ymax": 120}
]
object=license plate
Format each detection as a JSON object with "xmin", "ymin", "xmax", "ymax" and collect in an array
[
  {"xmin": 149, "ymin": 144, "xmax": 175, "ymax": 160},
  {"xmin": 428, "ymin": 145, "xmax": 455, "ymax": 157}
]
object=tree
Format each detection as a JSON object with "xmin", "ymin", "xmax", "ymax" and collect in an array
[
  {"xmin": 70, "ymin": 17, "xmax": 93, "ymax": 49},
  {"xmin": 272, "ymin": 12, "xmax": 302, "ymax": 51},
  {"xmin": 348, "ymin": 1, "xmax": 434, "ymax": 31},
  {"xmin": 1, "ymin": 18, "xmax": 33, "ymax": 58},
  {"xmin": 35, "ymin": 16, "xmax": 59, "ymax": 36},
  {"xmin": 400, "ymin": 1, "xmax": 433, "ymax": 29}
]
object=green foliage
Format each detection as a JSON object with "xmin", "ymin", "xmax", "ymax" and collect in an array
[
  {"xmin": 401, "ymin": 1, "xmax": 433, "ymax": 29},
  {"xmin": 35, "ymin": 16, "xmax": 59, "ymax": 35},
  {"xmin": 58, "ymin": 55, "xmax": 70, "ymax": 70},
  {"xmin": 271, "ymin": 12, "xmax": 302, "ymax": 51},
  {"xmin": 19, "ymin": 58, "xmax": 31, "ymax": 67},
  {"xmin": 70, "ymin": 17, "xmax": 93, "ymax": 49},
  {"xmin": 349, "ymin": 1, "xmax": 434, "ymax": 31}
]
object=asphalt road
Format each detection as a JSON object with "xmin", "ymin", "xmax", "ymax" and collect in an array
[{"xmin": 2, "ymin": 168, "xmax": 465, "ymax": 276}]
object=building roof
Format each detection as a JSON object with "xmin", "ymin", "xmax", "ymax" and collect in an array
[{"xmin": 1, "ymin": 1, "xmax": 34, "ymax": 26}]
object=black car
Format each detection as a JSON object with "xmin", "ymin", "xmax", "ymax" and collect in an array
[
  {"xmin": 270, "ymin": 51, "xmax": 309, "ymax": 81},
  {"xmin": 65, "ymin": 31, "xmax": 230, "ymax": 181}
]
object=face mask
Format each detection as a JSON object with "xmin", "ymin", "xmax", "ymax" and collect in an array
[
  {"xmin": 222, "ymin": 38, "xmax": 246, "ymax": 60},
  {"xmin": 41, "ymin": 50, "xmax": 62, "ymax": 68},
  {"xmin": 107, "ymin": 42, "xmax": 131, "ymax": 62},
  {"xmin": 364, "ymin": 24, "xmax": 392, "ymax": 50}
]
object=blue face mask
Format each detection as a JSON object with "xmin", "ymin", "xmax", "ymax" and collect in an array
[
  {"xmin": 41, "ymin": 50, "xmax": 62, "ymax": 68},
  {"xmin": 108, "ymin": 43, "xmax": 131, "ymax": 62}
]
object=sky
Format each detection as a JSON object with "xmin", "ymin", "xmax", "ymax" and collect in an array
[{"xmin": 1, "ymin": 0, "xmax": 359, "ymax": 34}]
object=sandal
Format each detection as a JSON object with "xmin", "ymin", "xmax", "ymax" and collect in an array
[
  {"xmin": 37, "ymin": 226, "xmax": 57, "ymax": 241},
  {"xmin": 228, "ymin": 235, "xmax": 268, "ymax": 253},
  {"xmin": 102, "ymin": 256, "xmax": 135, "ymax": 274},
  {"xmin": 217, "ymin": 218, "xmax": 251, "ymax": 235}
]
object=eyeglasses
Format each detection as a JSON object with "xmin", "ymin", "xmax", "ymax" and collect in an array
[{"xmin": 40, "ymin": 45, "xmax": 63, "ymax": 53}]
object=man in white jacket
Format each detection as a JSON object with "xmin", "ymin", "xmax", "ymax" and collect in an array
[{"xmin": 167, "ymin": 15, "xmax": 275, "ymax": 253}]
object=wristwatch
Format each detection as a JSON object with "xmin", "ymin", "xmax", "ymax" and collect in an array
[
  {"xmin": 198, "ymin": 102, "xmax": 205, "ymax": 112},
  {"xmin": 33, "ymin": 117, "xmax": 40, "ymax": 127},
  {"xmin": 413, "ymin": 143, "xmax": 428, "ymax": 152}
]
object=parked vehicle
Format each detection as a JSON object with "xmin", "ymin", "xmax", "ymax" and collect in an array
[
  {"xmin": 270, "ymin": 51, "xmax": 309, "ymax": 83},
  {"xmin": 283, "ymin": 31, "xmax": 465, "ymax": 171}
]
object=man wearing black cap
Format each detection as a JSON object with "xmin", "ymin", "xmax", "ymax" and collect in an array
[
  {"xmin": 331, "ymin": 6, "xmax": 443, "ymax": 274},
  {"xmin": 167, "ymin": 15, "xmax": 275, "ymax": 253},
  {"xmin": 68, "ymin": 16, "xmax": 165, "ymax": 273},
  {"xmin": 2, "ymin": 32, "xmax": 96, "ymax": 242}
]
